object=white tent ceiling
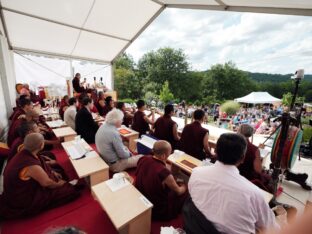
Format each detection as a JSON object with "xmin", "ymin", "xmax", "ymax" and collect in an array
[{"xmin": 0, "ymin": 0, "xmax": 312, "ymax": 64}]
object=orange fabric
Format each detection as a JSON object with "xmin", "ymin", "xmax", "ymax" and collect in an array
[{"xmin": 19, "ymin": 167, "xmax": 30, "ymax": 181}]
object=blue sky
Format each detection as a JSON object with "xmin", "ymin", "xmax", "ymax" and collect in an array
[{"xmin": 126, "ymin": 8, "xmax": 312, "ymax": 74}]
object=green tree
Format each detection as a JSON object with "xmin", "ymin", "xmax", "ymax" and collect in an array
[
  {"xmin": 114, "ymin": 53, "xmax": 143, "ymax": 100},
  {"xmin": 282, "ymin": 92, "xmax": 305, "ymax": 108},
  {"xmin": 159, "ymin": 81, "xmax": 174, "ymax": 104},
  {"xmin": 137, "ymin": 47, "xmax": 189, "ymax": 98},
  {"xmin": 202, "ymin": 62, "xmax": 255, "ymax": 102}
]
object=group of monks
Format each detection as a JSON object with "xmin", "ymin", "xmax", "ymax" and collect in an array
[
  {"xmin": 0, "ymin": 93, "xmax": 84, "ymax": 219},
  {"xmin": 0, "ymin": 75, "xmax": 309, "ymax": 234}
]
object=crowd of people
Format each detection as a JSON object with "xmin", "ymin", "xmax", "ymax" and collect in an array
[{"xmin": 0, "ymin": 74, "xmax": 310, "ymax": 234}]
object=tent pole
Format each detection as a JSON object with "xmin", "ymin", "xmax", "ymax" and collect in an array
[{"xmin": 68, "ymin": 59, "xmax": 74, "ymax": 97}]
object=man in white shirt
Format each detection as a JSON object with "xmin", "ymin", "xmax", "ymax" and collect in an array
[
  {"xmin": 64, "ymin": 97, "xmax": 77, "ymax": 130},
  {"xmin": 188, "ymin": 133, "xmax": 278, "ymax": 234}
]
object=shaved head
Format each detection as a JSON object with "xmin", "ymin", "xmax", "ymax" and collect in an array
[
  {"xmin": 153, "ymin": 140, "xmax": 171, "ymax": 157},
  {"xmin": 23, "ymin": 133, "xmax": 44, "ymax": 152}
]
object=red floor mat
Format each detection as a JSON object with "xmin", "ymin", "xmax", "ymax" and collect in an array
[{"xmin": 1, "ymin": 146, "xmax": 184, "ymax": 234}]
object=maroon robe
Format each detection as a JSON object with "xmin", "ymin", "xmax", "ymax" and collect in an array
[
  {"xmin": 179, "ymin": 121, "xmax": 208, "ymax": 160},
  {"xmin": 59, "ymin": 100, "xmax": 69, "ymax": 120},
  {"xmin": 8, "ymin": 137, "xmax": 24, "ymax": 161},
  {"xmin": 153, "ymin": 115, "xmax": 177, "ymax": 149},
  {"xmin": 10, "ymin": 108, "xmax": 25, "ymax": 124},
  {"xmin": 102, "ymin": 105, "xmax": 112, "ymax": 117},
  {"xmin": 135, "ymin": 156, "xmax": 187, "ymax": 220},
  {"xmin": 7, "ymin": 119, "xmax": 24, "ymax": 147},
  {"xmin": 132, "ymin": 111, "xmax": 150, "ymax": 136},
  {"xmin": 238, "ymin": 140, "xmax": 273, "ymax": 193},
  {"xmin": 95, "ymin": 100, "xmax": 105, "ymax": 116},
  {"xmin": 0, "ymin": 149, "xmax": 79, "ymax": 219}
]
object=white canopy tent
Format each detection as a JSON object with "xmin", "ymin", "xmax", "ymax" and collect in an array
[
  {"xmin": 234, "ymin": 92, "xmax": 281, "ymax": 104},
  {"xmin": 0, "ymin": 0, "xmax": 312, "ymax": 139},
  {"xmin": 0, "ymin": 0, "xmax": 312, "ymax": 65}
]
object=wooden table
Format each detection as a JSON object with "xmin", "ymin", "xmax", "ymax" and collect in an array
[
  {"xmin": 62, "ymin": 139, "xmax": 109, "ymax": 186},
  {"xmin": 167, "ymin": 152, "xmax": 202, "ymax": 174},
  {"xmin": 53, "ymin": 127, "xmax": 77, "ymax": 142},
  {"xmin": 92, "ymin": 181, "xmax": 153, "ymax": 234},
  {"xmin": 118, "ymin": 126, "xmax": 139, "ymax": 152}
]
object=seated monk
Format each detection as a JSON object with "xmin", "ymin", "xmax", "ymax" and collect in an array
[
  {"xmin": 152, "ymin": 104, "xmax": 180, "ymax": 150},
  {"xmin": 9, "ymin": 97, "xmax": 32, "ymax": 124},
  {"xmin": 95, "ymin": 109, "xmax": 143, "ymax": 172},
  {"xmin": 179, "ymin": 109, "xmax": 214, "ymax": 160},
  {"xmin": 8, "ymin": 109, "xmax": 59, "ymax": 149},
  {"xmin": 7, "ymin": 100, "xmax": 34, "ymax": 147},
  {"xmin": 132, "ymin": 100, "xmax": 154, "ymax": 136},
  {"xmin": 0, "ymin": 133, "xmax": 80, "ymax": 219},
  {"xmin": 59, "ymin": 95, "xmax": 69, "ymax": 120},
  {"xmin": 135, "ymin": 140, "xmax": 187, "ymax": 221},
  {"xmin": 237, "ymin": 124, "xmax": 273, "ymax": 193},
  {"xmin": 8, "ymin": 121, "xmax": 67, "ymax": 179},
  {"xmin": 10, "ymin": 94, "xmax": 30, "ymax": 121},
  {"xmin": 95, "ymin": 91, "xmax": 106, "ymax": 116},
  {"xmin": 102, "ymin": 96, "xmax": 114, "ymax": 117},
  {"xmin": 116, "ymin": 102, "xmax": 134, "ymax": 127},
  {"xmin": 75, "ymin": 97, "xmax": 99, "ymax": 143}
]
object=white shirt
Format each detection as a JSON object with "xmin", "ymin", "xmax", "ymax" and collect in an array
[
  {"xmin": 188, "ymin": 161, "xmax": 278, "ymax": 234},
  {"xmin": 64, "ymin": 105, "xmax": 77, "ymax": 130}
]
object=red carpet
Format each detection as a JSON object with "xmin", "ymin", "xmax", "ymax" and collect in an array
[{"xmin": 1, "ymin": 146, "xmax": 184, "ymax": 234}]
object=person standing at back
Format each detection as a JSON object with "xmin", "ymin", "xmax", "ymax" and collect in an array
[
  {"xmin": 153, "ymin": 104, "xmax": 180, "ymax": 149},
  {"xmin": 179, "ymin": 109, "xmax": 213, "ymax": 160},
  {"xmin": 132, "ymin": 100, "xmax": 154, "ymax": 136}
]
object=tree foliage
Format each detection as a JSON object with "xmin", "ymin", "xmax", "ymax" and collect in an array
[
  {"xmin": 114, "ymin": 48, "xmax": 312, "ymax": 105},
  {"xmin": 159, "ymin": 81, "xmax": 174, "ymax": 104}
]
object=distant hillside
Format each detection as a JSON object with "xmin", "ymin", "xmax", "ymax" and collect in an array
[{"xmin": 248, "ymin": 72, "xmax": 312, "ymax": 83}]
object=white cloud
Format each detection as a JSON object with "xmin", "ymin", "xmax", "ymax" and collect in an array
[{"xmin": 126, "ymin": 8, "xmax": 312, "ymax": 74}]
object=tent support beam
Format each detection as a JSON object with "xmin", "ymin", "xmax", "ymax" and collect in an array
[
  {"xmin": 112, "ymin": 5, "xmax": 166, "ymax": 62},
  {"xmin": 1, "ymin": 7, "xmax": 130, "ymax": 42},
  {"xmin": 0, "ymin": 3, "xmax": 12, "ymax": 49},
  {"xmin": 166, "ymin": 4, "xmax": 312, "ymax": 16},
  {"xmin": 13, "ymin": 47, "xmax": 110, "ymax": 65}
]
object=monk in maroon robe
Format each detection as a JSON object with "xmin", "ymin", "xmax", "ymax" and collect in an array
[
  {"xmin": 132, "ymin": 100, "xmax": 154, "ymax": 136},
  {"xmin": 153, "ymin": 104, "xmax": 180, "ymax": 149},
  {"xmin": 116, "ymin": 102, "xmax": 134, "ymax": 127},
  {"xmin": 135, "ymin": 141, "xmax": 188, "ymax": 221},
  {"xmin": 102, "ymin": 96, "xmax": 114, "ymax": 117},
  {"xmin": 237, "ymin": 124, "xmax": 273, "ymax": 193},
  {"xmin": 0, "ymin": 133, "xmax": 80, "ymax": 219},
  {"xmin": 95, "ymin": 91, "xmax": 106, "ymax": 116},
  {"xmin": 179, "ymin": 109, "xmax": 214, "ymax": 160},
  {"xmin": 59, "ymin": 95, "xmax": 69, "ymax": 120},
  {"xmin": 10, "ymin": 98, "xmax": 33, "ymax": 123}
]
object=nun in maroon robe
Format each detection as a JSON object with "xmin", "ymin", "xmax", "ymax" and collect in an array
[
  {"xmin": 0, "ymin": 134, "xmax": 80, "ymax": 219},
  {"xmin": 153, "ymin": 105, "xmax": 179, "ymax": 149},
  {"xmin": 135, "ymin": 141, "xmax": 187, "ymax": 221}
]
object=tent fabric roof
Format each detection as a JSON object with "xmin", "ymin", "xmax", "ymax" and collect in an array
[
  {"xmin": 234, "ymin": 92, "xmax": 281, "ymax": 104},
  {"xmin": 0, "ymin": 0, "xmax": 312, "ymax": 63}
]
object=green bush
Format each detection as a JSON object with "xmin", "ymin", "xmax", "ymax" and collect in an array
[
  {"xmin": 220, "ymin": 101, "xmax": 240, "ymax": 115},
  {"xmin": 118, "ymin": 98, "xmax": 135, "ymax": 104},
  {"xmin": 303, "ymin": 125, "xmax": 312, "ymax": 143}
]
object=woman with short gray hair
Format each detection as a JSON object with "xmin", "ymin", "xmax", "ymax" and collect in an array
[{"xmin": 95, "ymin": 109, "xmax": 143, "ymax": 172}]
